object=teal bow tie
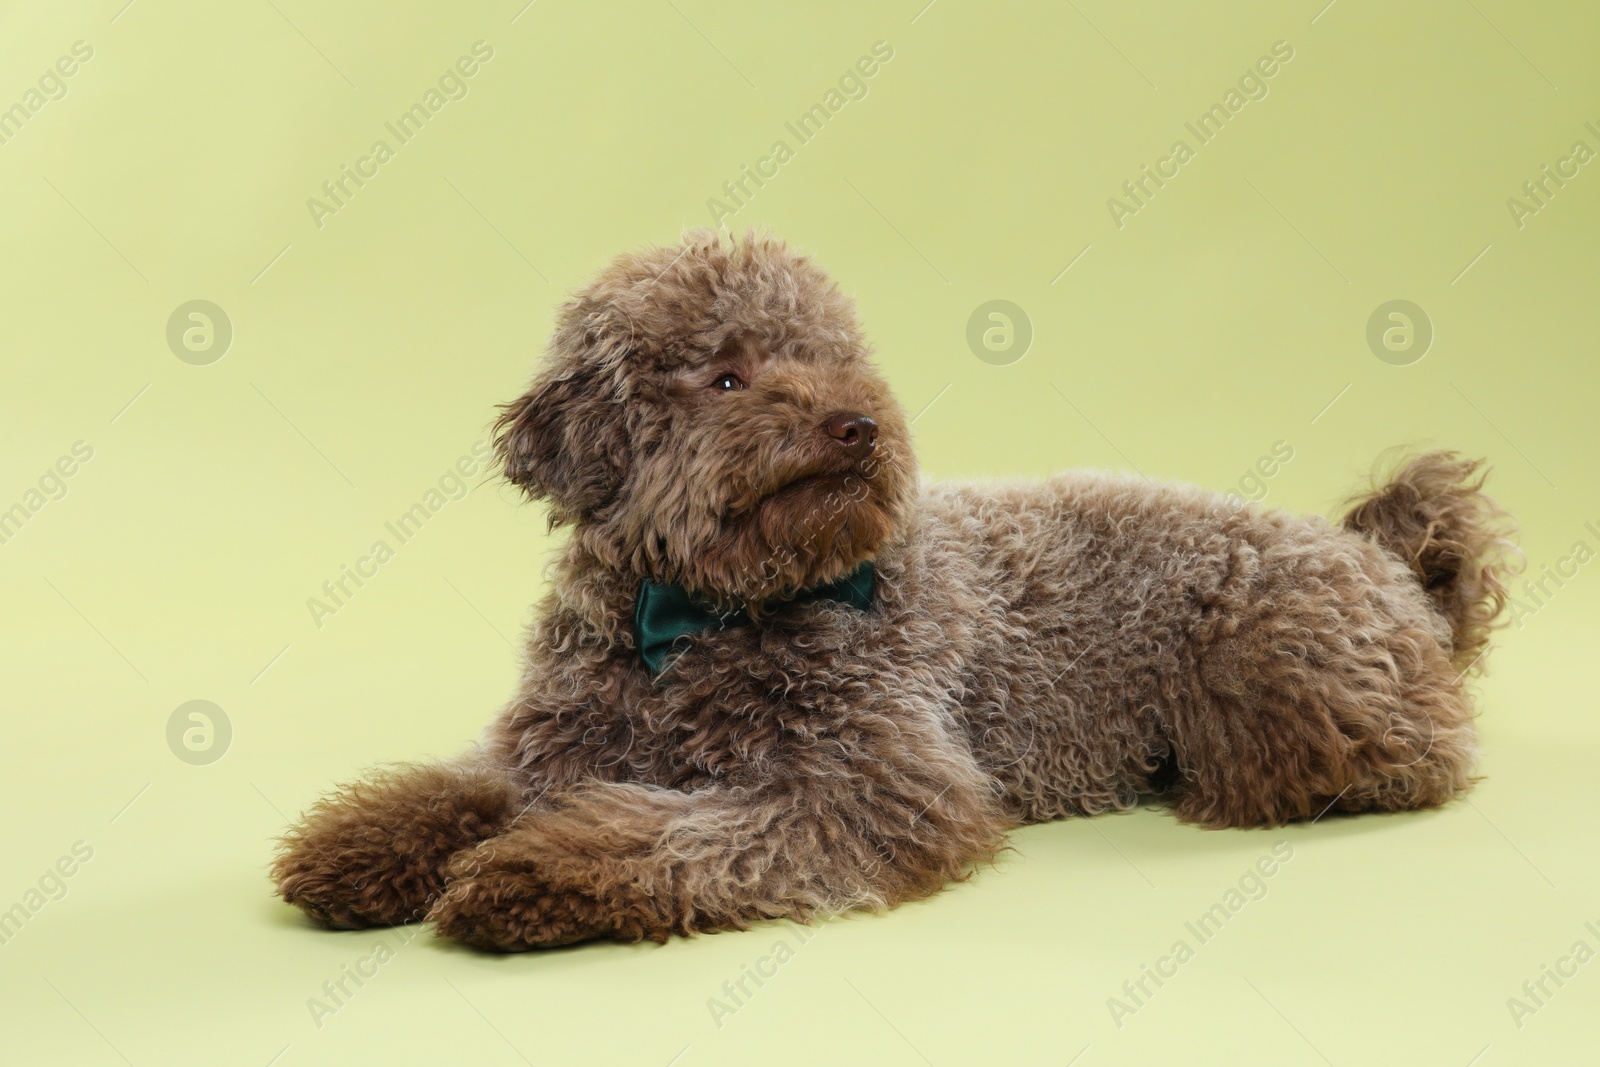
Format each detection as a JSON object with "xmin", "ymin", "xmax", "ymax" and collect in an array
[{"xmin": 634, "ymin": 561, "xmax": 876, "ymax": 675}]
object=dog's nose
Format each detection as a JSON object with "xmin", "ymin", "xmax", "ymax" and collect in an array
[{"xmin": 823, "ymin": 412, "xmax": 878, "ymax": 460}]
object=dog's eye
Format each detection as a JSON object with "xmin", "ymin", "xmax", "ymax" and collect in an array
[{"xmin": 711, "ymin": 373, "xmax": 746, "ymax": 392}]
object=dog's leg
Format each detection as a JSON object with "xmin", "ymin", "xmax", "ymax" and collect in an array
[
  {"xmin": 426, "ymin": 740, "xmax": 1007, "ymax": 949},
  {"xmin": 1167, "ymin": 628, "xmax": 1477, "ymax": 828},
  {"xmin": 1319, "ymin": 636, "xmax": 1478, "ymax": 817},
  {"xmin": 272, "ymin": 755, "xmax": 521, "ymax": 929}
]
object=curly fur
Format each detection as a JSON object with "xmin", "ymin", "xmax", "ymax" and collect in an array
[{"xmin": 273, "ymin": 229, "xmax": 1519, "ymax": 950}]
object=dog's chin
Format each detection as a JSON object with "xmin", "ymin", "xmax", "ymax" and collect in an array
[{"xmin": 693, "ymin": 469, "xmax": 897, "ymax": 607}]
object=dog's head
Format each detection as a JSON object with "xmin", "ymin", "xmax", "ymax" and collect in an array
[{"xmin": 495, "ymin": 229, "xmax": 917, "ymax": 607}]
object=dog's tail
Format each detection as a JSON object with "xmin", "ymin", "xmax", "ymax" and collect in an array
[{"xmin": 1341, "ymin": 451, "xmax": 1520, "ymax": 674}]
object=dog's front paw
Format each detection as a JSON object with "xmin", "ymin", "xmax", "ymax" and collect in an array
[
  {"xmin": 271, "ymin": 762, "xmax": 519, "ymax": 930},
  {"xmin": 273, "ymin": 836, "xmax": 411, "ymax": 931},
  {"xmin": 425, "ymin": 845, "xmax": 665, "ymax": 950}
]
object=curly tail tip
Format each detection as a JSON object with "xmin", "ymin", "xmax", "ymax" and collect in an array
[{"xmin": 1341, "ymin": 450, "xmax": 1522, "ymax": 674}]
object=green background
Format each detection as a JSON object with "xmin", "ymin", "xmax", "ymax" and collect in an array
[{"xmin": 2, "ymin": 1, "xmax": 1596, "ymax": 1064}]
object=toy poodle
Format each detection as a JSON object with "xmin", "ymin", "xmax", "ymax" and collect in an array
[{"xmin": 273, "ymin": 230, "xmax": 1517, "ymax": 949}]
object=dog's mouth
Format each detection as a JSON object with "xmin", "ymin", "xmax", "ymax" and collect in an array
[
  {"xmin": 723, "ymin": 460, "xmax": 869, "ymax": 523},
  {"xmin": 764, "ymin": 469, "xmax": 858, "ymax": 505},
  {"xmin": 678, "ymin": 446, "xmax": 903, "ymax": 607}
]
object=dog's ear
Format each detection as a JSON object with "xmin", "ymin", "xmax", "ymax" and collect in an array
[{"xmin": 493, "ymin": 360, "xmax": 628, "ymax": 520}]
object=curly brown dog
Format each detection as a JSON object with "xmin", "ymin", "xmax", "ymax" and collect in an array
[{"xmin": 273, "ymin": 230, "xmax": 1518, "ymax": 950}]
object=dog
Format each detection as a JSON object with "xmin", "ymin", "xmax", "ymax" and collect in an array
[{"xmin": 273, "ymin": 229, "xmax": 1518, "ymax": 950}]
